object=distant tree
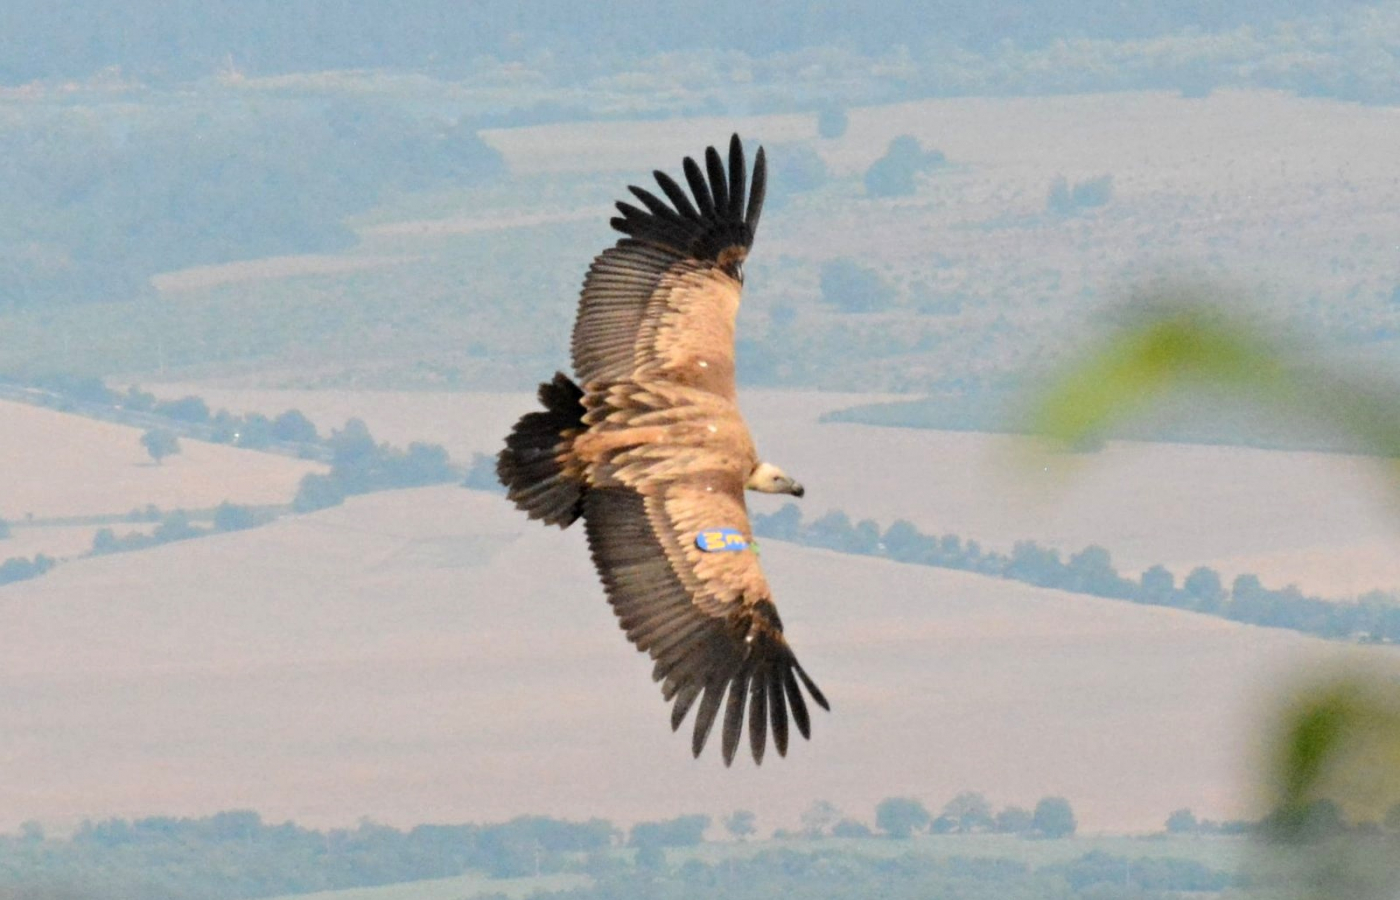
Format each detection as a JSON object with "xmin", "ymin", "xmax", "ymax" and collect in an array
[
  {"xmin": 831, "ymin": 818, "xmax": 873, "ymax": 838},
  {"xmin": 805, "ymin": 509, "xmax": 855, "ymax": 550},
  {"xmin": 928, "ymin": 815, "xmax": 957, "ymax": 834},
  {"xmin": 127, "ymin": 504, "xmax": 162, "ymax": 522},
  {"xmin": 1166, "ymin": 808, "xmax": 1199, "ymax": 834},
  {"xmin": 293, "ymin": 473, "xmax": 346, "ymax": 513},
  {"xmin": 153, "ymin": 511, "xmax": 200, "ymax": 543},
  {"xmin": 1139, "ymin": 564, "xmax": 1176, "ymax": 605},
  {"xmin": 753, "ymin": 502, "xmax": 802, "ymax": 541},
  {"xmin": 271, "ymin": 409, "xmax": 319, "ymax": 443},
  {"xmin": 853, "ymin": 519, "xmax": 882, "ymax": 554},
  {"xmin": 1073, "ymin": 175, "xmax": 1114, "ymax": 208},
  {"xmin": 38, "ymin": 374, "xmax": 115, "ymax": 405},
  {"xmin": 1263, "ymin": 798, "xmax": 1347, "ymax": 843},
  {"xmin": 140, "ymin": 428, "xmax": 180, "ymax": 465},
  {"xmin": 864, "ymin": 135, "xmax": 946, "ymax": 198},
  {"xmin": 235, "ymin": 413, "xmax": 274, "ymax": 449},
  {"xmin": 1032, "ymin": 797, "xmax": 1078, "ymax": 838},
  {"xmin": 462, "ymin": 453, "xmax": 504, "ymax": 493},
  {"xmin": 1047, "ymin": 174, "xmax": 1114, "ymax": 215},
  {"xmin": 208, "ymin": 410, "xmax": 241, "ymax": 444},
  {"xmin": 817, "ymin": 105, "xmax": 849, "ymax": 139},
  {"xmin": 0, "ymin": 516, "xmax": 9, "ymax": 539},
  {"xmin": 882, "ymin": 519, "xmax": 929, "ymax": 562},
  {"xmin": 0, "ymin": 554, "xmax": 55, "ymax": 585},
  {"xmin": 724, "ymin": 810, "xmax": 756, "ymax": 841},
  {"xmin": 994, "ymin": 806, "xmax": 1035, "ymax": 834},
  {"xmin": 1006, "ymin": 540, "xmax": 1067, "ymax": 588},
  {"xmin": 1385, "ymin": 802, "xmax": 1400, "ymax": 833},
  {"xmin": 1183, "ymin": 566, "xmax": 1227, "ymax": 612},
  {"xmin": 819, "ymin": 259, "xmax": 895, "ymax": 313},
  {"xmin": 629, "ymin": 815, "xmax": 709, "ymax": 848},
  {"xmin": 154, "ymin": 395, "xmax": 211, "ymax": 423},
  {"xmin": 801, "ymin": 800, "xmax": 841, "ymax": 838},
  {"xmin": 941, "ymin": 792, "xmax": 995, "ymax": 833},
  {"xmin": 1066, "ymin": 545, "xmax": 1133, "ymax": 597},
  {"xmin": 875, "ymin": 797, "xmax": 931, "ymax": 838},
  {"xmin": 123, "ymin": 386, "xmax": 156, "ymax": 412},
  {"xmin": 1232, "ymin": 573, "xmax": 1265, "ymax": 603},
  {"xmin": 213, "ymin": 503, "xmax": 261, "ymax": 532},
  {"xmin": 91, "ymin": 528, "xmax": 120, "ymax": 555},
  {"xmin": 329, "ymin": 418, "xmax": 378, "ymax": 472},
  {"xmin": 634, "ymin": 842, "xmax": 666, "ymax": 872},
  {"xmin": 209, "ymin": 810, "xmax": 263, "ymax": 842},
  {"xmin": 393, "ymin": 442, "xmax": 455, "ymax": 486}
]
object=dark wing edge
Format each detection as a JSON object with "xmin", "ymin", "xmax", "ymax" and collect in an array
[
  {"xmin": 581, "ymin": 487, "xmax": 827, "ymax": 765},
  {"xmin": 609, "ymin": 134, "xmax": 767, "ymax": 274}
]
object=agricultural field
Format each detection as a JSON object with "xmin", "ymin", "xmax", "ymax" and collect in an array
[
  {"xmin": 3, "ymin": 466, "xmax": 1388, "ymax": 836},
  {"xmin": 5, "ymin": 89, "xmax": 1396, "ymax": 400},
  {"xmin": 0, "ymin": 398, "xmax": 323, "ymax": 561}
]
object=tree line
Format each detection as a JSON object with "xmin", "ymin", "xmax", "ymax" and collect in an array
[
  {"xmin": 14, "ymin": 794, "xmax": 1391, "ymax": 900},
  {"xmin": 0, "ymin": 807, "xmax": 1265, "ymax": 900},
  {"xmin": 752, "ymin": 503, "xmax": 1400, "ymax": 644},
  {"xmin": 12, "ymin": 374, "xmax": 459, "ymax": 506},
  {"xmin": 0, "ymin": 376, "xmax": 460, "ymax": 590},
  {"xmin": 88, "ymin": 503, "xmax": 272, "ymax": 558},
  {"xmin": 291, "ymin": 418, "xmax": 456, "ymax": 513}
]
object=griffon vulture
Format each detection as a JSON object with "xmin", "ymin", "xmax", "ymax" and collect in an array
[{"xmin": 497, "ymin": 135, "xmax": 828, "ymax": 765}]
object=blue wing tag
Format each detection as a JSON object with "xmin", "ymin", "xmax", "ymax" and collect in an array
[{"xmin": 695, "ymin": 528, "xmax": 749, "ymax": 552}]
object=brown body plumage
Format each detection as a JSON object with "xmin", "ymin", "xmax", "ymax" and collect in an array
[{"xmin": 497, "ymin": 135, "xmax": 828, "ymax": 765}]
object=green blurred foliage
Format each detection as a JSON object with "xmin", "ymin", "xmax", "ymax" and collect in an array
[
  {"xmin": 1028, "ymin": 290, "xmax": 1400, "ymax": 462},
  {"xmin": 1026, "ymin": 285, "xmax": 1400, "ymax": 899}
]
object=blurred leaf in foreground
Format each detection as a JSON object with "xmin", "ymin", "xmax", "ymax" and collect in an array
[
  {"xmin": 1027, "ymin": 287, "xmax": 1400, "ymax": 461},
  {"xmin": 1026, "ymin": 284, "xmax": 1400, "ymax": 898},
  {"xmin": 1263, "ymin": 675, "xmax": 1400, "ymax": 900},
  {"xmin": 1268, "ymin": 674, "xmax": 1400, "ymax": 838}
]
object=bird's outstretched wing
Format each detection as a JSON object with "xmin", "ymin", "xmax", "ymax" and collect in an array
[
  {"xmin": 582, "ymin": 480, "xmax": 827, "ymax": 765},
  {"xmin": 570, "ymin": 134, "xmax": 766, "ymax": 394}
]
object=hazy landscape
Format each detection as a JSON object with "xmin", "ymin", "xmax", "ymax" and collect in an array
[{"xmin": 5, "ymin": 2, "xmax": 1400, "ymax": 898}]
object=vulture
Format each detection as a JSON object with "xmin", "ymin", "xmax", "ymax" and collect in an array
[{"xmin": 497, "ymin": 134, "xmax": 828, "ymax": 765}]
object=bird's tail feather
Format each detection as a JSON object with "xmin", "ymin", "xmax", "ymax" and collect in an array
[{"xmin": 497, "ymin": 372, "xmax": 587, "ymax": 527}]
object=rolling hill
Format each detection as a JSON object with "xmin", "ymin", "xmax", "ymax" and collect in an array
[
  {"xmin": 0, "ymin": 398, "xmax": 324, "ymax": 561},
  {"xmin": 1, "ymin": 479, "xmax": 1385, "ymax": 836}
]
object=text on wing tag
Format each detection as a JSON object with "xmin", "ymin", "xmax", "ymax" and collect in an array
[{"xmin": 695, "ymin": 527, "xmax": 749, "ymax": 552}]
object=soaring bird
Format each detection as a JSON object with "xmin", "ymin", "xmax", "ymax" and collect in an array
[{"xmin": 497, "ymin": 134, "xmax": 828, "ymax": 765}]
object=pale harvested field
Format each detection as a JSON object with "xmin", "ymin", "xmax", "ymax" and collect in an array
[
  {"xmin": 141, "ymin": 386, "xmax": 1400, "ymax": 595},
  {"xmin": 358, "ymin": 209, "xmax": 597, "ymax": 239},
  {"xmin": 0, "ymin": 399, "xmax": 324, "ymax": 529},
  {"xmin": 153, "ymin": 253, "xmax": 420, "ymax": 294},
  {"xmin": 487, "ymin": 89, "xmax": 1397, "ymax": 201},
  {"xmin": 2, "ymin": 483, "xmax": 1379, "ymax": 836},
  {"xmin": 481, "ymin": 112, "xmax": 816, "ymax": 175},
  {"xmin": 475, "ymin": 90, "xmax": 1399, "ymax": 324},
  {"xmin": 759, "ymin": 422, "xmax": 1400, "ymax": 592}
]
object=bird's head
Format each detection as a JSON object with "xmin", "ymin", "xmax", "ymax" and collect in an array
[{"xmin": 747, "ymin": 461, "xmax": 805, "ymax": 498}]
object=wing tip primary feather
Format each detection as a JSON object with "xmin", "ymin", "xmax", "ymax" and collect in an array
[
  {"xmin": 665, "ymin": 641, "xmax": 827, "ymax": 765},
  {"xmin": 605, "ymin": 135, "xmax": 765, "ymax": 265}
]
